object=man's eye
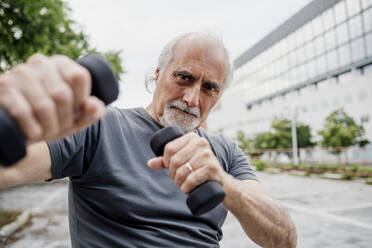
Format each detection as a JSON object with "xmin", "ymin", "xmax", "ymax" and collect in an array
[
  {"xmin": 178, "ymin": 73, "xmax": 189, "ymax": 80},
  {"xmin": 203, "ymin": 83, "xmax": 218, "ymax": 92}
]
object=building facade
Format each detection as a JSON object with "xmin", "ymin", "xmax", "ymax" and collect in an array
[{"xmin": 209, "ymin": 0, "xmax": 372, "ymax": 142}]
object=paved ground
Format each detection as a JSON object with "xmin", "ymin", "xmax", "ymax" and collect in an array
[{"xmin": 0, "ymin": 172, "xmax": 371, "ymax": 247}]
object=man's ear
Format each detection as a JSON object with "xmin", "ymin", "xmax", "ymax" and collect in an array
[{"xmin": 155, "ymin": 68, "xmax": 160, "ymax": 81}]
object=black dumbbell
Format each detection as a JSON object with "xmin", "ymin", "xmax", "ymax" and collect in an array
[
  {"xmin": 150, "ymin": 125, "xmax": 226, "ymax": 215},
  {"xmin": 0, "ymin": 54, "xmax": 119, "ymax": 166}
]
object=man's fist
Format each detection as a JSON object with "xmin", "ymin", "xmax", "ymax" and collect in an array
[{"xmin": 0, "ymin": 54, "xmax": 105, "ymax": 143}]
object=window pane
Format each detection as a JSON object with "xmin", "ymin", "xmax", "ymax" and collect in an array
[
  {"xmin": 349, "ymin": 15, "xmax": 363, "ymax": 38},
  {"xmin": 266, "ymin": 48, "xmax": 274, "ymax": 65},
  {"xmin": 271, "ymin": 43, "xmax": 279, "ymax": 61},
  {"xmin": 312, "ymin": 16, "xmax": 323, "ymax": 37},
  {"xmin": 297, "ymin": 46, "xmax": 307, "ymax": 64},
  {"xmin": 289, "ymin": 68, "xmax": 298, "ymax": 86},
  {"xmin": 324, "ymin": 29, "xmax": 337, "ymax": 51},
  {"xmin": 338, "ymin": 44, "xmax": 351, "ymax": 66},
  {"xmin": 346, "ymin": 0, "xmax": 361, "ymax": 17},
  {"xmin": 323, "ymin": 8, "xmax": 335, "ymax": 31},
  {"xmin": 307, "ymin": 60, "xmax": 317, "ymax": 77},
  {"xmin": 276, "ymin": 57, "xmax": 286, "ymax": 75},
  {"xmin": 334, "ymin": 1, "xmax": 347, "ymax": 24},
  {"xmin": 327, "ymin": 49, "xmax": 338, "ymax": 71},
  {"xmin": 315, "ymin": 36, "xmax": 325, "ymax": 56},
  {"xmin": 363, "ymin": 7, "xmax": 372, "ymax": 32},
  {"xmin": 294, "ymin": 29, "xmax": 304, "ymax": 47},
  {"xmin": 287, "ymin": 36, "xmax": 295, "ymax": 51},
  {"xmin": 278, "ymin": 39, "xmax": 287, "ymax": 57},
  {"xmin": 303, "ymin": 23, "xmax": 313, "ymax": 42},
  {"xmin": 288, "ymin": 51, "xmax": 296, "ymax": 68},
  {"xmin": 305, "ymin": 41, "xmax": 315, "ymax": 60},
  {"xmin": 317, "ymin": 55, "xmax": 327, "ymax": 74},
  {"xmin": 298, "ymin": 64, "xmax": 307, "ymax": 82},
  {"xmin": 366, "ymin": 32, "xmax": 372, "ymax": 56},
  {"xmin": 336, "ymin": 22, "xmax": 349, "ymax": 45},
  {"xmin": 351, "ymin": 37, "xmax": 365, "ymax": 62}
]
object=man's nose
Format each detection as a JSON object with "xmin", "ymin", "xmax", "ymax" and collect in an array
[{"xmin": 183, "ymin": 85, "xmax": 200, "ymax": 107}]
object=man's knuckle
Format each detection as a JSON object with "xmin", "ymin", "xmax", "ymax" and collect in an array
[
  {"xmin": 200, "ymin": 137, "xmax": 209, "ymax": 145},
  {"xmin": 174, "ymin": 170, "xmax": 183, "ymax": 185},
  {"xmin": 27, "ymin": 53, "xmax": 47, "ymax": 64},
  {"xmin": 187, "ymin": 176, "xmax": 197, "ymax": 186},
  {"xmin": 28, "ymin": 129, "xmax": 42, "ymax": 140},
  {"xmin": 195, "ymin": 138, "xmax": 207, "ymax": 147},
  {"xmin": 0, "ymin": 76, "xmax": 10, "ymax": 90},
  {"xmin": 201, "ymin": 149, "xmax": 211, "ymax": 159},
  {"xmin": 10, "ymin": 105, "xmax": 31, "ymax": 119},
  {"xmin": 169, "ymin": 156, "xmax": 181, "ymax": 167},
  {"xmin": 69, "ymin": 67, "xmax": 90, "ymax": 86},
  {"xmin": 34, "ymin": 99, "xmax": 54, "ymax": 115},
  {"xmin": 187, "ymin": 132, "xmax": 198, "ymax": 138},
  {"xmin": 51, "ymin": 87, "xmax": 73, "ymax": 104},
  {"xmin": 51, "ymin": 54, "xmax": 69, "ymax": 61},
  {"xmin": 11, "ymin": 64, "xmax": 30, "ymax": 77},
  {"xmin": 164, "ymin": 143, "xmax": 177, "ymax": 155}
]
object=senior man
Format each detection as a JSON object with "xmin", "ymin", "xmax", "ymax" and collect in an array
[{"xmin": 0, "ymin": 32, "xmax": 297, "ymax": 247}]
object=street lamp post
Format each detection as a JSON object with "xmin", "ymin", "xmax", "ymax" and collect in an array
[{"xmin": 291, "ymin": 110, "xmax": 299, "ymax": 166}]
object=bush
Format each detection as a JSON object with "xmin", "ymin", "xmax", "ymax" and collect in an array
[
  {"xmin": 341, "ymin": 172, "xmax": 354, "ymax": 180},
  {"xmin": 357, "ymin": 167, "xmax": 372, "ymax": 177},
  {"xmin": 0, "ymin": 210, "xmax": 21, "ymax": 228},
  {"xmin": 366, "ymin": 177, "xmax": 372, "ymax": 185},
  {"xmin": 251, "ymin": 160, "xmax": 266, "ymax": 171}
]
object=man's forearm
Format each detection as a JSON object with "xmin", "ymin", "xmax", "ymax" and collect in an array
[
  {"xmin": 222, "ymin": 174, "xmax": 297, "ymax": 248},
  {"xmin": 0, "ymin": 142, "xmax": 52, "ymax": 189}
]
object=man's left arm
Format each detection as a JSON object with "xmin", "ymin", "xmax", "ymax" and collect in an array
[
  {"xmin": 221, "ymin": 174, "xmax": 297, "ymax": 248},
  {"xmin": 148, "ymin": 132, "xmax": 297, "ymax": 248}
]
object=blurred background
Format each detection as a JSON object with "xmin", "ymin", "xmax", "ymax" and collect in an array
[{"xmin": 0, "ymin": 0, "xmax": 371, "ymax": 247}]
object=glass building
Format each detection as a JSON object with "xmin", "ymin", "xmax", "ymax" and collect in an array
[{"xmin": 209, "ymin": 0, "xmax": 372, "ymax": 141}]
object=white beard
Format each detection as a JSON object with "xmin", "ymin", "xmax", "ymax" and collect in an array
[{"xmin": 159, "ymin": 99, "xmax": 201, "ymax": 133}]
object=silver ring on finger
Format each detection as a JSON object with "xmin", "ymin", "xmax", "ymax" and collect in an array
[{"xmin": 185, "ymin": 162, "xmax": 194, "ymax": 173}]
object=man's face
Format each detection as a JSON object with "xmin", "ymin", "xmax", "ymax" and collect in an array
[{"xmin": 150, "ymin": 37, "xmax": 228, "ymax": 132}]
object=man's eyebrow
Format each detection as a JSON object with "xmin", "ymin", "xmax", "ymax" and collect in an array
[
  {"xmin": 204, "ymin": 81, "xmax": 221, "ymax": 90},
  {"xmin": 175, "ymin": 70, "xmax": 195, "ymax": 80},
  {"xmin": 175, "ymin": 70, "xmax": 220, "ymax": 90}
]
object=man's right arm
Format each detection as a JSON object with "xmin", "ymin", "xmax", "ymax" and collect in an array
[
  {"xmin": 0, "ymin": 142, "xmax": 51, "ymax": 189},
  {"xmin": 0, "ymin": 53, "xmax": 106, "ymax": 189}
]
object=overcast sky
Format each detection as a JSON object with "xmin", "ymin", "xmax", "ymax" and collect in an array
[{"xmin": 65, "ymin": 0, "xmax": 311, "ymax": 108}]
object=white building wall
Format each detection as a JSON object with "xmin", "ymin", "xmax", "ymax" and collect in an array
[{"xmin": 209, "ymin": 64, "xmax": 372, "ymax": 140}]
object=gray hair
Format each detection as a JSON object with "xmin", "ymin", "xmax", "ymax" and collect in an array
[{"xmin": 144, "ymin": 32, "xmax": 233, "ymax": 92}]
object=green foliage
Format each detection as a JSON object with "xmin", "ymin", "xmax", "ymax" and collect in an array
[
  {"xmin": 366, "ymin": 177, "xmax": 372, "ymax": 185},
  {"xmin": 0, "ymin": 210, "xmax": 21, "ymax": 228},
  {"xmin": 236, "ymin": 130, "xmax": 252, "ymax": 154},
  {"xmin": 341, "ymin": 172, "xmax": 354, "ymax": 180},
  {"xmin": 251, "ymin": 160, "xmax": 266, "ymax": 171},
  {"xmin": 318, "ymin": 109, "xmax": 370, "ymax": 154},
  {"xmin": 253, "ymin": 117, "xmax": 315, "ymax": 149},
  {"xmin": 0, "ymin": 0, "xmax": 123, "ymax": 80}
]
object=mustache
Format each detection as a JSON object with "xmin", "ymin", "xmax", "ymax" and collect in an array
[{"xmin": 168, "ymin": 100, "xmax": 200, "ymax": 118}]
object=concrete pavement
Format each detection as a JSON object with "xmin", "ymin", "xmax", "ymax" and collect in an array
[{"xmin": 1, "ymin": 173, "xmax": 371, "ymax": 247}]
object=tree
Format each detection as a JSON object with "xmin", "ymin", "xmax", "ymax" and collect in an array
[
  {"xmin": 0, "ymin": 0, "xmax": 123, "ymax": 79},
  {"xmin": 318, "ymin": 109, "xmax": 369, "ymax": 153},
  {"xmin": 254, "ymin": 117, "xmax": 315, "ymax": 150},
  {"xmin": 236, "ymin": 130, "xmax": 252, "ymax": 154}
]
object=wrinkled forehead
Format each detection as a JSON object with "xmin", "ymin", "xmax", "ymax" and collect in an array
[{"xmin": 171, "ymin": 36, "xmax": 229, "ymax": 81}]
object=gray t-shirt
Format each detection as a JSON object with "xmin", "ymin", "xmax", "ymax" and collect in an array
[{"xmin": 48, "ymin": 107, "xmax": 257, "ymax": 248}]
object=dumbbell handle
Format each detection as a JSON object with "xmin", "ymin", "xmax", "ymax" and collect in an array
[
  {"xmin": 150, "ymin": 125, "xmax": 226, "ymax": 215},
  {"xmin": 0, "ymin": 54, "xmax": 118, "ymax": 166}
]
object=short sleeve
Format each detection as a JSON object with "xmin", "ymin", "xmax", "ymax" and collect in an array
[
  {"xmin": 227, "ymin": 141, "xmax": 258, "ymax": 181},
  {"xmin": 47, "ymin": 121, "xmax": 99, "ymax": 180}
]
